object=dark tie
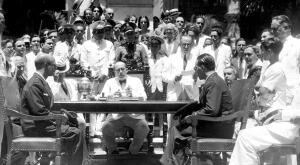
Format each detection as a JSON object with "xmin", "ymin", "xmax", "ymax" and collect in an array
[
  {"xmin": 183, "ymin": 54, "xmax": 187, "ymax": 70},
  {"xmin": 119, "ymin": 79, "xmax": 126, "ymax": 86},
  {"xmin": 61, "ymin": 81, "xmax": 69, "ymax": 97},
  {"xmin": 87, "ymin": 25, "xmax": 91, "ymax": 40}
]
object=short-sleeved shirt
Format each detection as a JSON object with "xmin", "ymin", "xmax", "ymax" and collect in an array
[
  {"xmin": 115, "ymin": 43, "xmax": 148, "ymax": 71},
  {"xmin": 260, "ymin": 62, "xmax": 287, "ymax": 110}
]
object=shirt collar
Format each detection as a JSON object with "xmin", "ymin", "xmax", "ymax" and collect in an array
[
  {"xmin": 205, "ymin": 71, "xmax": 215, "ymax": 80},
  {"xmin": 35, "ymin": 71, "xmax": 46, "ymax": 81}
]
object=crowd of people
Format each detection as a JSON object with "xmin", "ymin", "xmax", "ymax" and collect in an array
[{"xmin": 0, "ymin": 2, "xmax": 300, "ymax": 165}]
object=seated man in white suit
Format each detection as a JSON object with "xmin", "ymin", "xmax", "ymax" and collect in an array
[
  {"xmin": 229, "ymin": 40, "xmax": 300, "ymax": 165},
  {"xmin": 100, "ymin": 61, "xmax": 149, "ymax": 155}
]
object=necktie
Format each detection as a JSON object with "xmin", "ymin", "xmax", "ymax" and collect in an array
[
  {"xmin": 183, "ymin": 54, "xmax": 187, "ymax": 70},
  {"xmin": 87, "ymin": 25, "xmax": 91, "ymax": 40},
  {"xmin": 61, "ymin": 81, "xmax": 69, "ymax": 97},
  {"xmin": 119, "ymin": 79, "xmax": 126, "ymax": 86}
]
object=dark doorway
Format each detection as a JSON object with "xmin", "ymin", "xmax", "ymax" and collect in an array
[{"xmin": 2, "ymin": 0, "xmax": 65, "ymax": 38}]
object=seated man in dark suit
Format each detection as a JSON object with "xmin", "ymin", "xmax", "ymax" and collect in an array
[
  {"xmin": 20, "ymin": 54, "xmax": 83, "ymax": 165},
  {"xmin": 160, "ymin": 53, "xmax": 234, "ymax": 165}
]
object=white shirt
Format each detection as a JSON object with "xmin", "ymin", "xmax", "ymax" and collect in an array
[
  {"xmin": 197, "ymin": 34, "xmax": 210, "ymax": 51},
  {"xmin": 53, "ymin": 41, "xmax": 84, "ymax": 62},
  {"xmin": 100, "ymin": 76, "xmax": 147, "ymax": 119},
  {"xmin": 47, "ymin": 78, "xmax": 79, "ymax": 101},
  {"xmin": 148, "ymin": 53, "xmax": 168, "ymax": 93},
  {"xmin": 25, "ymin": 51, "xmax": 37, "ymax": 79},
  {"xmin": 165, "ymin": 40, "xmax": 175, "ymax": 56},
  {"xmin": 81, "ymin": 39, "xmax": 115, "ymax": 77},
  {"xmin": 164, "ymin": 47, "xmax": 200, "ymax": 101},
  {"xmin": 278, "ymin": 35, "xmax": 300, "ymax": 103},
  {"xmin": 255, "ymin": 62, "xmax": 287, "ymax": 124},
  {"xmin": 0, "ymin": 49, "xmax": 8, "ymax": 77},
  {"xmin": 215, "ymin": 44, "xmax": 232, "ymax": 79}
]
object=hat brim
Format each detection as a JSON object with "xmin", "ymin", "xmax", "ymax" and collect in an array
[
  {"xmin": 56, "ymin": 60, "xmax": 70, "ymax": 73},
  {"xmin": 125, "ymin": 29, "xmax": 135, "ymax": 35},
  {"xmin": 150, "ymin": 36, "xmax": 164, "ymax": 44}
]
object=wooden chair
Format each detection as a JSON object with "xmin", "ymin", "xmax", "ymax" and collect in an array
[
  {"xmin": 0, "ymin": 79, "xmax": 68, "ymax": 165},
  {"xmin": 188, "ymin": 79, "xmax": 255, "ymax": 165}
]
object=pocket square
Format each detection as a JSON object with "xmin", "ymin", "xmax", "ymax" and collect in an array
[{"xmin": 43, "ymin": 93, "xmax": 49, "ymax": 96}]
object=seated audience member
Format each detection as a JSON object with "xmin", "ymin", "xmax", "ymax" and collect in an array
[
  {"xmin": 147, "ymin": 33, "xmax": 168, "ymax": 100},
  {"xmin": 164, "ymin": 35, "xmax": 200, "ymax": 101},
  {"xmin": 115, "ymin": 22, "xmax": 148, "ymax": 70},
  {"xmin": 244, "ymin": 45, "xmax": 263, "ymax": 83},
  {"xmin": 229, "ymin": 39, "xmax": 296, "ymax": 165},
  {"xmin": 21, "ymin": 54, "xmax": 83, "ymax": 165},
  {"xmin": 161, "ymin": 53, "xmax": 234, "ymax": 165},
  {"xmin": 223, "ymin": 66, "xmax": 238, "ymax": 88},
  {"xmin": 100, "ymin": 62, "xmax": 149, "ymax": 154}
]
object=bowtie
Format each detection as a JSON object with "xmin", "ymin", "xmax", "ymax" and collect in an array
[{"xmin": 119, "ymin": 79, "xmax": 126, "ymax": 85}]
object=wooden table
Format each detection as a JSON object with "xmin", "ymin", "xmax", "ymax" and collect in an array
[{"xmin": 53, "ymin": 101, "xmax": 189, "ymax": 113}]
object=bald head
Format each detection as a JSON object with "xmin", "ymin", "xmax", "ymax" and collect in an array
[
  {"xmin": 114, "ymin": 61, "xmax": 127, "ymax": 80},
  {"xmin": 180, "ymin": 35, "xmax": 193, "ymax": 54},
  {"xmin": 35, "ymin": 54, "xmax": 55, "ymax": 70}
]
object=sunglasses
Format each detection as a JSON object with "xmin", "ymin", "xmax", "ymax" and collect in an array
[{"xmin": 94, "ymin": 29, "xmax": 105, "ymax": 34}]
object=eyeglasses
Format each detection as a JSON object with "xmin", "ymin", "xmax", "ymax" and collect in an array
[
  {"xmin": 244, "ymin": 53, "xmax": 253, "ymax": 57},
  {"xmin": 94, "ymin": 29, "xmax": 105, "ymax": 34},
  {"xmin": 194, "ymin": 66, "xmax": 201, "ymax": 71},
  {"xmin": 16, "ymin": 44, "xmax": 25, "ymax": 47},
  {"xmin": 115, "ymin": 67, "xmax": 126, "ymax": 72},
  {"xmin": 176, "ymin": 20, "xmax": 184, "ymax": 23},
  {"xmin": 49, "ymin": 35, "xmax": 57, "ymax": 38},
  {"xmin": 210, "ymin": 35, "xmax": 218, "ymax": 39},
  {"xmin": 237, "ymin": 44, "xmax": 246, "ymax": 47},
  {"xmin": 32, "ymin": 40, "xmax": 40, "ymax": 43}
]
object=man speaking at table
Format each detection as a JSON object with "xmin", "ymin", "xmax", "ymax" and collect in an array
[{"xmin": 99, "ymin": 61, "xmax": 149, "ymax": 154}]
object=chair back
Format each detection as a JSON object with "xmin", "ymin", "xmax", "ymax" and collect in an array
[
  {"xmin": 231, "ymin": 79, "xmax": 255, "ymax": 112},
  {"xmin": 230, "ymin": 79, "xmax": 255, "ymax": 129}
]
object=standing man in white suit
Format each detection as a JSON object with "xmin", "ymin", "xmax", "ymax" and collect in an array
[{"xmin": 164, "ymin": 35, "xmax": 200, "ymax": 101}]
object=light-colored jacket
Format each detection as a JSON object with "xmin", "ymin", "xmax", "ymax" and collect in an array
[
  {"xmin": 81, "ymin": 39, "xmax": 115, "ymax": 77},
  {"xmin": 164, "ymin": 47, "xmax": 200, "ymax": 101}
]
